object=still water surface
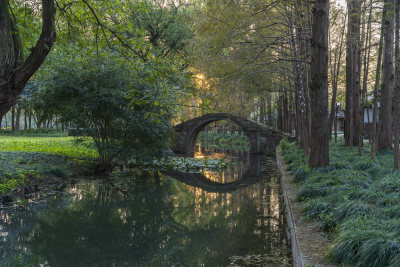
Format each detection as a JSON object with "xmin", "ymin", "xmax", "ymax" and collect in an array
[{"xmin": 0, "ymin": 145, "xmax": 291, "ymax": 266}]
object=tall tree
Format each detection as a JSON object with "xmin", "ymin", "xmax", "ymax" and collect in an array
[
  {"xmin": 328, "ymin": 5, "xmax": 346, "ymax": 138},
  {"xmin": 371, "ymin": 9, "xmax": 385, "ymax": 159},
  {"xmin": 378, "ymin": 0, "xmax": 395, "ymax": 150},
  {"xmin": 345, "ymin": 0, "xmax": 361, "ymax": 148},
  {"xmin": 394, "ymin": 0, "xmax": 400, "ymax": 169},
  {"xmin": 309, "ymin": 0, "xmax": 330, "ymax": 167}
]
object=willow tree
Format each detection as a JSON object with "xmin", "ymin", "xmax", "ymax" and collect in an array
[{"xmin": 0, "ymin": 0, "xmax": 56, "ymax": 117}]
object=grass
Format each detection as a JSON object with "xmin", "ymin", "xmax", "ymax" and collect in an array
[
  {"xmin": 0, "ymin": 136, "xmax": 97, "ymax": 196},
  {"xmin": 280, "ymin": 138, "xmax": 400, "ymax": 267},
  {"xmin": 0, "ymin": 136, "xmax": 97, "ymax": 158},
  {"xmin": 0, "ymin": 128, "xmax": 67, "ymax": 137}
]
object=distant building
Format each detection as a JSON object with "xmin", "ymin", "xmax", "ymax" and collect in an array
[{"xmin": 333, "ymin": 102, "xmax": 380, "ymax": 138}]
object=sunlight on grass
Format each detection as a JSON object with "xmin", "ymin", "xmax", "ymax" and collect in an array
[{"xmin": 0, "ymin": 136, "xmax": 98, "ymax": 158}]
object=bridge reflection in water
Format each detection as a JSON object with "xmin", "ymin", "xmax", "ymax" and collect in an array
[
  {"xmin": 164, "ymin": 144, "xmax": 292, "ymax": 266},
  {"xmin": 164, "ymin": 144, "xmax": 278, "ymax": 193}
]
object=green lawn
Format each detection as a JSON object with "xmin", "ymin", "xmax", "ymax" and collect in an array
[
  {"xmin": 280, "ymin": 139, "xmax": 400, "ymax": 267},
  {"xmin": 0, "ymin": 136, "xmax": 97, "ymax": 158}
]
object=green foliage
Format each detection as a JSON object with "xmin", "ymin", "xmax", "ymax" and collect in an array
[
  {"xmin": 129, "ymin": 0, "xmax": 192, "ymax": 59},
  {"xmin": 280, "ymin": 138, "xmax": 400, "ymax": 266},
  {"xmin": 33, "ymin": 51, "xmax": 184, "ymax": 170},
  {"xmin": 0, "ymin": 171, "xmax": 26, "ymax": 194}
]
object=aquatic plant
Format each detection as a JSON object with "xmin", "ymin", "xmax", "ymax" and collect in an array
[{"xmin": 128, "ymin": 157, "xmax": 231, "ymax": 173}]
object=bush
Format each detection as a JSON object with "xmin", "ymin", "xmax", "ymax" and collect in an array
[
  {"xmin": 293, "ymin": 166, "xmax": 311, "ymax": 183},
  {"xmin": 331, "ymin": 219, "xmax": 400, "ymax": 267},
  {"xmin": 36, "ymin": 54, "xmax": 180, "ymax": 171}
]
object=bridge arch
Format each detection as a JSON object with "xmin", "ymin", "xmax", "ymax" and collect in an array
[{"xmin": 172, "ymin": 113, "xmax": 287, "ymax": 155}]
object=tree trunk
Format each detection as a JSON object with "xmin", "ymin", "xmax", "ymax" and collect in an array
[
  {"xmin": 309, "ymin": 0, "xmax": 330, "ymax": 167},
  {"xmin": 371, "ymin": 11, "xmax": 385, "ymax": 159},
  {"xmin": 11, "ymin": 107, "xmax": 15, "ymax": 132},
  {"xmin": 0, "ymin": 0, "xmax": 56, "ymax": 117},
  {"xmin": 277, "ymin": 96, "xmax": 283, "ymax": 131},
  {"xmin": 378, "ymin": 0, "xmax": 395, "ymax": 151},
  {"xmin": 360, "ymin": 0, "xmax": 373, "ymax": 147},
  {"xmin": 259, "ymin": 96, "xmax": 266, "ymax": 124},
  {"xmin": 283, "ymin": 93, "xmax": 289, "ymax": 132},
  {"xmin": 394, "ymin": 0, "xmax": 400, "ymax": 169},
  {"xmin": 267, "ymin": 93, "xmax": 272, "ymax": 126},
  {"xmin": 345, "ymin": 0, "xmax": 361, "ymax": 148},
  {"xmin": 29, "ymin": 112, "xmax": 32, "ymax": 130},
  {"xmin": 328, "ymin": 11, "xmax": 346, "ymax": 134},
  {"xmin": 15, "ymin": 107, "xmax": 21, "ymax": 132},
  {"xmin": 24, "ymin": 111, "xmax": 27, "ymax": 130}
]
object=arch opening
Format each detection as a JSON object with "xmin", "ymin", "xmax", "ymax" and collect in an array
[{"xmin": 191, "ymin": 120, "xmax": 251, "ymax": 184}]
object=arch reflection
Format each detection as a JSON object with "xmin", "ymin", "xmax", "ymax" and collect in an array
[{"xmin": 163, "ymin": 151, "xmax": 276, "ymax": 193}]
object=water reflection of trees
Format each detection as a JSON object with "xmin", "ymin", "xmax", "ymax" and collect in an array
[{"xmin": 3, "ymin": 174, "xmax": 291, "ymax": 266}]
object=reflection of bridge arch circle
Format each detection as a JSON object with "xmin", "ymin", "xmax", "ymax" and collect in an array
[
  {"xmin": 173, "ymin": 113, "xmax": 284, "ymax": 155},
  {"xmin": 163, "ymin": 155, "xmax": 276, "ymax": 193}
]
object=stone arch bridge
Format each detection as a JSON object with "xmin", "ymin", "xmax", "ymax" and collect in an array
[{"xmin": 172, "ymin": 113, "xmax": 293, "ymax": 155}]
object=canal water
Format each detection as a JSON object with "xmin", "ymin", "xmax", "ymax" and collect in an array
[{"xmin": 0, "ymin": 145, "xmax": 291, "ymax": 266}]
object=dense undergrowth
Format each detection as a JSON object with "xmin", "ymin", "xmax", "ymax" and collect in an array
[
  {"xmin": 197, "ymin": 132, "xmax": 249, "ymax": 147},
  {"xmin": 280, "ymin": 138, "xmax": 400, "ymax": 267}
]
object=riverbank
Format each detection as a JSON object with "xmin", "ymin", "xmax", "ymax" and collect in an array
[
  {"xmin": 0, "ymin": 135, "xmax": 234, "ymax": 205},
  {"xmin": 278, "ymin": 138, "xmax": 400, "ymax": 267},
  {"xmin": 0, "ymin": 136, "xmax": 97, "ymax": 205}
]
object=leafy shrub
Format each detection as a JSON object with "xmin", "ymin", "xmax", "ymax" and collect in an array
[
  {"xmin": 372, "ymin": 173, "xmax": 400, "ymax": 193},
  {"xmin": 293, "ymin": 166, "xmax": 311, "ymax": 183},
  {"xmin": 333, "ymin": 200, "xmax": 373, "ymax": 223},
  {"xmin": 298, "ymin": 184, "xmax": 328, "ymax": 199},
  {"xmin": 36, "ymin": 54, "xmax": 180, "ymax": 171},
  {"xmin": 303, "ymin": 199, "xmax": 336, "ymax": 232},
  {"xmin": 331, "ymin": 219, "xmax": 400, "ymax": 267}
]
